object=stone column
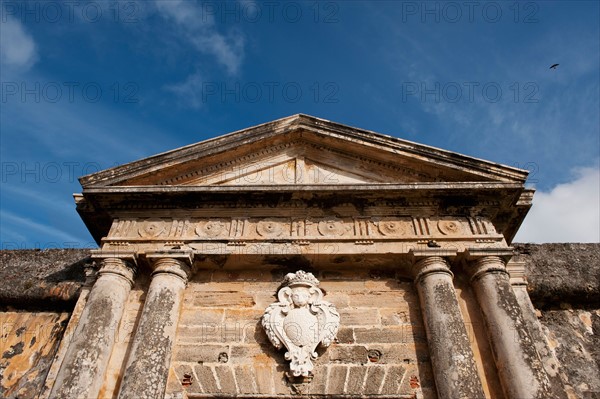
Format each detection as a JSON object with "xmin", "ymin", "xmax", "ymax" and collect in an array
[
  {"xmin": 117, "ymin": 251, "xmax": 193, "ymax": 399},
  {"xmin": 50, "ymin": 252, "xmax": 137, "ymax": 399},
  {"xmin": 466, "ymin": 249, "xmax": 552, "ymax": 399},
  {"xmin": 409, "ymin": 250, "xmax": 485, "ymax": 399}
]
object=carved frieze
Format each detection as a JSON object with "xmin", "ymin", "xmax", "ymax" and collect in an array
[
  {"xmin": 106, "ymin": 216, "xmax": 503, "ymax": 244},
  {"xmin": 261, "ymin": 271, "xmax": 340, "ymax": 377}
]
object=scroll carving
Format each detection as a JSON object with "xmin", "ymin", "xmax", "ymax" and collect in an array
[{"xmin": 262, "ymin": 271, "xmax": 340, "ymax": 377}]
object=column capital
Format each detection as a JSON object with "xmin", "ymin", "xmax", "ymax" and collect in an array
[
  {"xmin": 409, "ymin": 248, "xmax": 459, "ymax": 260},
  {"xmin": 146, "ymin": 250, "xmax": 194, "ymax": 282},
  {"xmin": 90, "ymin": 250, "xmax": 138, "ymax": 285},
  {"xmin": 91, "ymin": 249, "xmax": 138, "ymax": 261},
  {"xmin": 464, "ymin": 249, "xmax": 513, "ymax": 283},
  {"xmin": 464, "ymin": 247, "xmax": 514, "ymax": 261},
  {"xmin": 409, "ymin": 249, "xmax": 457, "ymax": 283}
]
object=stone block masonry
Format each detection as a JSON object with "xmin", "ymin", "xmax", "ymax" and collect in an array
[{"xmin": 168, "ymin": 267, "xmax": 433, "ymax": 398}]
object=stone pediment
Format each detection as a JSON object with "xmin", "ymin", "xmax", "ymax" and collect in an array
[
  {"xmin": 75, "ymin": 115, "xmax": 533, "ymax": 245},
  {"xmin": 79, "ymin": 114, "xmax": 528, "ymax": 188},
  {"xmin": 179, "ymin": 151, "xmax": 394, "ymax": 186}
]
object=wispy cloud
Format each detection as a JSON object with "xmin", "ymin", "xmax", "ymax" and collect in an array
[
  {"xmin": 1, "ymin": 81, "xmax": 169, "ymax": 162},
  {"xmin": 154, "ymin": 0, "xmax": 245, "ymax": 75},
  {"xmin": 164, "ymin": 71, "xmax": 205, "ymax": 109},
  {"xmin": 1, "ymin": 184, "xmax": 74, "ymax": 215},
  {"xmin": 0, "ymin": 14, "xmax": 38, "ymax": 71},
  {"xmin": 515, "ymin": 165, "xmax": 600, "ymax": 243},
  {"xmin": 1, "ymin": 210, "xmax": 82, "ymax": 245}
]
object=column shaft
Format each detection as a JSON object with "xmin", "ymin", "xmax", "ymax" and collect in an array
[
  {"xmin": 50, "ymin": 257, "xmax": 135, "ymax": 398},
  {"xmin": 413, "ymin": 256, "xmax": 485, "ymax": 399},
  {"xmin": 117, "ymin": 256, "xmax": 191, "ymax": 399},
  {"xmin": 469, "ymin": 255, "xmax": 552, "ymax": 399}
]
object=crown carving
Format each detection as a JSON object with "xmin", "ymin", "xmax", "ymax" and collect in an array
[{"xmin": 282, "ymin": 270, "xmax": 320, "ymax": 288}]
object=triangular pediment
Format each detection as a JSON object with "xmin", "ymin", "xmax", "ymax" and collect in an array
[
  {"xmin": 79, "ymin": 114, "xmax": 528, "ymax": 188},
  {"xmin": 192, "ymin": 156, "xmax": 382, "ymax": 186},
  {"xmin": 179, "ymin": 144, "xmax": 395, "ymax": 186}
]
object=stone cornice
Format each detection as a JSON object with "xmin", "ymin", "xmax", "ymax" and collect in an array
[{"xmin": 82, "ymin": 181, "xmax": 525, "ymax": 194}]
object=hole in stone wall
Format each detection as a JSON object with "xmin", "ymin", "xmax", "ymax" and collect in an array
[
  {"xmin": 182, "ymin": 373, "xmax": 193, "ymax": 387},
  {"xmin": 218, "ymin": 352, "xmax": 229, "ymax": 363},
  {"xmin": 367, "ymin": 349, "xmax": 382, "ymax": 362}
]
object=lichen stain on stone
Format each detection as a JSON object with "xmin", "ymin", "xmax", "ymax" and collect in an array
[
  {"xmin": 119, "ymin": 286, "xmax": 176, "ymax": 398},
  {"xmin": 0, "ymin": 312, "xmax": 69, "ymax": 398},
  {"xmin": 433, "ymin": 282, "xmax": 458, "ymax": 316},
  {"xmin": 53, "ymin": 295, "xmax": 117, "ymax": 396},
  {"xmin": 539, "ymin": 308, "xmax": 600, "ymax": 398},
  {"xmin": 2, "ymin": 341, "xmax": 24, "ymax": 359},
  {"xmin": 494, "ymin": 278, "xmax": 552, "ymax": 398},
  {"xmin": 429, "ymin": 282, "xmax": 484, "ymax": 397}
]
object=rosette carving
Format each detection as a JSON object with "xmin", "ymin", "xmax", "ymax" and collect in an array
[
  {"xmin": 437, "ymin": 220, "xmax": 463, "ymax": 235},
  {"xmin": 378, "ymin": 219, "xmax": 409, "ymax": 236},
  {"xmin": 138, "ymin": 220, "xmax": 165, "ymax": 238},
  {"xmin": 196, "ymin": 220, "xmax": 227, "ymax": 237},
  {"xmin": 317, "ymin": 218, "xmax": 345, "ymax": 236},
  {"xmin": 256, "ymin": 219, "xmax": 285, "ymax": 237}
]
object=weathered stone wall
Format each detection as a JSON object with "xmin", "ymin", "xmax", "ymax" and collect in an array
[
  {"xmin": 0, "ymin": 244, "xmax": 598, "ymax": 398},
  {"xmin": 0, "ymin": 312, "xmax": 70, "ymax": 398},
  {"xmin": 0, "ymin": 249, "xmax": 90, "ymax": 398},
  {"xmin": 514, "ymin": 243, "xmax": 600, "ymax": 399},
  {"xmin": 167, "ymin": 267, "xmax": 435, "ymax": 398}
]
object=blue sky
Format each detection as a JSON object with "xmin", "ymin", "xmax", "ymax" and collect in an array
[{"xmin": 1, "ymin": 0, "xmax": 598, "ymax": 248}]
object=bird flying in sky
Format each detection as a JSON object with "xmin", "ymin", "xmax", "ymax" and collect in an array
[{"xmin": 550, "ymin": 64, "xmax": 559, "ymax": 69}]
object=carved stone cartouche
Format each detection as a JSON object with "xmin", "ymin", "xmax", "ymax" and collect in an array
[{"xmin": 261, "ymin": 270, "xmax": 340, "ymax": 377}]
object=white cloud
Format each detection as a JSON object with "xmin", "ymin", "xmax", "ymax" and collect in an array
[
  {"xmin": 515, "ymin": 166, "xmax": 600, "ymax": 243},
  {"xmin": 154, "ymin": 0, "xmax": 244, "ymax": 75},
  {"xmin": 0, "ymin": 15, "xmax": 37, "ymax": 70},
  {"xmin": 164, "ymin": 71, "xmax": 205, "ymax": 109}
]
